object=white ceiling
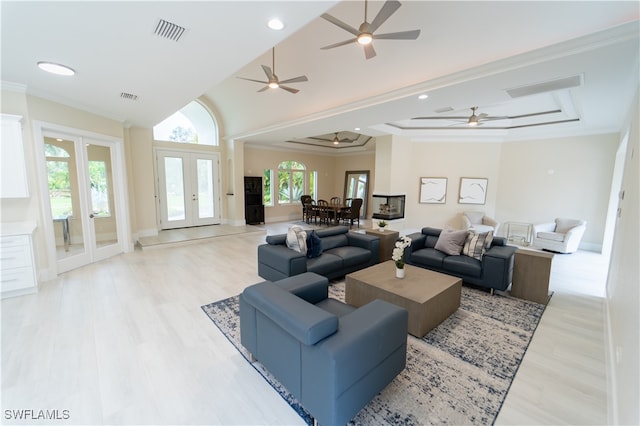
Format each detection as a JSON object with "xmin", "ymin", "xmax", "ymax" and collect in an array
[{"xmin": 2, "ymin": 1, "xmax": 639, "ymax": 153}]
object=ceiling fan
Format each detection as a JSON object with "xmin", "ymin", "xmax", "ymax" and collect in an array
[
  {"xmin": 309, "ymin": 132, "xmax": 358, "ymax": 145},
  {"xmin": 237, "ymin": 47, "xmax": 308, "ymax": 94},
  {"xmin": 320, "ymin": 0, "xmax": 420, "ymax": 59},
  {"xmin": 414, "ymin": 107, "xmax": 510, "ymax": 126}
]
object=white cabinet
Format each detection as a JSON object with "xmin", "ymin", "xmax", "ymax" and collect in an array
[
  {"xmin": 1, "ymin": 222, "xmax": 38, "ymax": 298},
  {"xmin": 1, "ymin": 114, "xmax": 29, "ymax": 198}
]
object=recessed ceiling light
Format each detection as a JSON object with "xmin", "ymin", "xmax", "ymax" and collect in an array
[
  {"xmin": 267, "ymin": 18, "xmax": 284, "ymax": 30},
  {"xmin": 354, "ymin": 127, "xmax": 361, "ymax": 131},
  {"xmin": 418, "ymin": 94, "xmax": 428, "ymax": 100},
  {"xmin": 37, "ymin": 61, "xmax": 75, "ymax": 76}
]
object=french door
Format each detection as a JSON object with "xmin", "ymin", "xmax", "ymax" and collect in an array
[
  {"xmin": 156, "ymin": 149, "xmax": 221, "ymax": 229},
  {"xmin": 38, "ymin": 128, "xmax": 127, "ymax": 275}
]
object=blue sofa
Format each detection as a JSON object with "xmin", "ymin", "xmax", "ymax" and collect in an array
[
  {"xmin": 257, "ymin": 226, "xmax": 380, "ymax": 281},
  {"xmin": 405, "ymin": 227, "xmax": 517, "ymax": 291},
  {"xmin": 239, "ymin": 272, "xmax": 408, "ymax": 426}
]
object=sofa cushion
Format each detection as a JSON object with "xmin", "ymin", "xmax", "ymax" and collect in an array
[
  {"xmin": 326, "ymin": 246, "xmax": 372, "ymax": 267},
  {"xmin": 464, "ymin": 211, "xmax": 485, "ymax": 224},
  {"xmin": 307, "ymin": 253, "xmax": 343, "ymax": 276},
  {"xmin": 306, "ymin": 230, "xmax": 323, "ymax": 258},
  {"xmin": 443, "ymin": 255, "xmax": 482, "ymax": 277},
  {"xmin": 266, "ymin": 234, "xmax": 286, "ymax": 245},
  {"xmin": 462, "ymin": 231, "xmax": 493, "ymax": 260},
  {"xmin": 321, "ymin": 233, "xmax": 349, "ymax": 251},
  {"xmin": 555, "ymin": 218, "xmax": 580, "ymax": 234},
  {"xmin": 537, "ymin": 231, "xmax": 565, "ymax": 242},
  {"xmin": 434, "ymin": 228, "xmax": 468, "ymax": 255},
  {"xmin": 315, "ymin": 298, "xmax": 356, "ymax": 317},
  {"xmin": 411, "ymin": 247, "xmax": 447, "ymax": 268}
]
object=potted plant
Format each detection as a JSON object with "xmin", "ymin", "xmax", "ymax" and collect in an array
[
  {"xmin": 392, "ymin": 236, "xmax": 412, "ymax": 278},
  {"xmin": 377, "ymin": 220, "xmax": 388, "ymax": 232}
]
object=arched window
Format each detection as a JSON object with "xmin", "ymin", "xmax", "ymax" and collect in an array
[
  {"xmin": 277, "ymin": 161, "xmax": 306, "ymax": 204},
  {"xmin": 153, "ymin": 100, "xmax": 218, "ymax": 146}
]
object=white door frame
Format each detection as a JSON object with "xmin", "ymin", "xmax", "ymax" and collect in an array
[
  {"xmin": 154, "ymin": 147, "xmax": 221, "ymax": 230},
  {"xmin": 33, "ymin": 121, "xmax": 132, "ymax": 278}
]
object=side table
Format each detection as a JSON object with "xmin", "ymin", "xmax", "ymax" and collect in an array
[
  {"xmin": 510, "ymin": 249, "xmax": 554, "ymax": 304},
  {"xmin": 505, "ymin": 222, "xmax": 533, "ymax": 246},
  {"xmin": 365, "ymin": 228, "xmax": 399, "ymax": 262}
]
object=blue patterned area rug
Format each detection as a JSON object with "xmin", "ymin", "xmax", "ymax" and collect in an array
[{"xmin": 201, "ymin": 283, "xmax": 549, "ymax": 425}]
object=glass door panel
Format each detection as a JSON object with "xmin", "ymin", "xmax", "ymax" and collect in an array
[
  {"xmin": 196, "ymin": 158, "xmax": 215, "ymax": 221},
  {"xmin": 45, "ymin": 137, "xmax": 86, "ymax": 261},
  {"xmin": 164, "ymin": 156, "xmax": 187, "ymax": 222},
  {"xmin": 87, "ymin": 143, "xmax": 120, "ymax": 260}
]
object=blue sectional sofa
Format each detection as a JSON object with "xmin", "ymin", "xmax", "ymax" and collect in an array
[
  {"xmin": 239, "ymin": 272, "xmax": 408, "ymax": 426},
  {"xmin": 405, "ymin": 227, "xmax": 517, "ymax": 291},
  {"xmin": 257, "ymin": 226, "xmax": 380, "ymax": 281}
]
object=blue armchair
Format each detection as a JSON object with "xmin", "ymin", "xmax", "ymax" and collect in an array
[{"xmin": 240, "ymin": 272, "xmax": 408, "ymax": 426}]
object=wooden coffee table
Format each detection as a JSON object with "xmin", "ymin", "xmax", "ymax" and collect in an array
[{"xmin": 345, "ymin": 261, "xmax": 462, "ymax": 338}]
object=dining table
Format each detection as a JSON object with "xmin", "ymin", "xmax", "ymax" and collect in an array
[{"xmin": 305, "ymin": 200, "xmax": 351, "ymax": 225}]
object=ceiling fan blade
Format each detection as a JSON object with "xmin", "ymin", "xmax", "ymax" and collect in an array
[
  {"xmin": 339, "ymin": 138, "xmax": 355, "ymax": 143},
  {"xmin": 257, "ymin": 86, "xmax": 270, "ymax": 92},
  {"xmin": 308, "ymin": 136, "xmax": 333, "ymax": 142},
  {"xmin": 279, "ymin": 85, "xmax": 300, "ymax": 94},
  {"xmin": 477, "ymin": 113, "xmax": 489, "ymax": 119},
  {"xmin": 369, "ymin": 0, "xmax": 402, "ymax": 33},
  {"xmin": 261, "ymin": 65, "xmax": 273, "ymax": 80},
  {"xmin": 321, "ymin": 38, "xmax": 358, "ymax": 50},
  {"xmin": 412, "ymin": 116, "xmax": 469, "ymax": 120},
  {"xmin": 237, "ymin": 77, "xmax": 269, "ymax": 84},
  {"xmin": 373, "ymin": 29, "xmax": 421, "ymax": 40},
  {"xmin": 321, "ymin": 13, "xmax": 359, "ymax": 36},
  {"xmin": 279, "ymin": 75, "xmax": 308, "ymax": 85},
  {"xmin": 364, "ymin": 43, "xmax": 376, "ymax": 59}
]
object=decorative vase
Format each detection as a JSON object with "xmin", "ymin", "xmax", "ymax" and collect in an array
[
  {"xmin": 379, "ymin": 227, "xmax": 385, "ymax": 232},
  {"xmin": 395, "ymin": 267, "xmax": 405, "ymax": 279}
]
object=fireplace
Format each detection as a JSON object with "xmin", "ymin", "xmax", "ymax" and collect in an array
[{"xmin": 372, "ymin": 194, "xmax": 405, "ymax": 220}]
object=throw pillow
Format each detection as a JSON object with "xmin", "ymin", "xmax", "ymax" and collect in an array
[
  {"xmin": 463, "ymin": 231, "xmax": 492, "ymax": 260},
  {"xmin": 434, "ymin": 228, "xmax": 468, "ymax": 256},
  {"xmin": 286, "ymin": 225, "xmax": 308, "ymax": 255},
  {"xmin": 483, "ymin": 230, "xmax": 494, "ymax": 249},
  {"xmin": 306, "ymin": 230, "xmax": 323, "ymax": 258}
]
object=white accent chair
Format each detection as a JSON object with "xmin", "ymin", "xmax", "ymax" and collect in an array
[
  {"xmin": 533, "ymin": 218, "xmax": 586, "ymax": 253},
  {"xmin": 462, "ymin": 211, "xmax": 500, "ymax": 234}
]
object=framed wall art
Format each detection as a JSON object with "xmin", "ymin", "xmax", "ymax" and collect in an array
[
  {"xmin": 419, "ymin": 177, "xmax": 447, "ymax": 204},
  {"xmin": 458, "ymin": 177, "xmax": 488, "ymax": 204}
]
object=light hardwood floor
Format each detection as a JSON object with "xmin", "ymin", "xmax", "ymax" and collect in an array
[{"xmin": 2, "ymin": 224, "xmax": 609, "ymax": 425}]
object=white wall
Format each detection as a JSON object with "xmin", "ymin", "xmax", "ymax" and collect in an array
[
  {"xmin": 403, "ymin": 140, "xmax": 503, "ymax": 232},
  {"xmin": 367, "ymin": 133, "xmax": 616, "ymax": 249},
  {"xmin": 497, "ymin": 133, "xmax": 618, "ymax": 250},
  {"xmin": 605, "ymin": 89, "xmax": 639, "ymax": 425}
]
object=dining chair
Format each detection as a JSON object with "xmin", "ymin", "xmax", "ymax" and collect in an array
[
  {"xmin": 330, "ymin": 196, "xmax": 341, "ymax": 205},
  {"xmin": 316, "ymin": 199, "xmax": 334, "ymax": 225},
  {"xmin": 300, "ymin": 195, "xmax": 312, "ymax": 221},
  {"xmin": 342, "ymin": 198, "xmax": 363, "ymax": 228}
]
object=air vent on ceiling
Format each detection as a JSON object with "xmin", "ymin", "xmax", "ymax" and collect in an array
[
  {"xmin": 154, "ymin": 19, "xmax": 186, "ymax": 42},
  {"xmin": 505, "ymin": 75, "xmax": 583, "ymax": 98},
  {"xmin": 120, "ymin": 92, "xmax": 138, "ymax": 101},
  {"xmin": 434, "ymin": 106, "xmax": 455, "ymax": 114}
]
